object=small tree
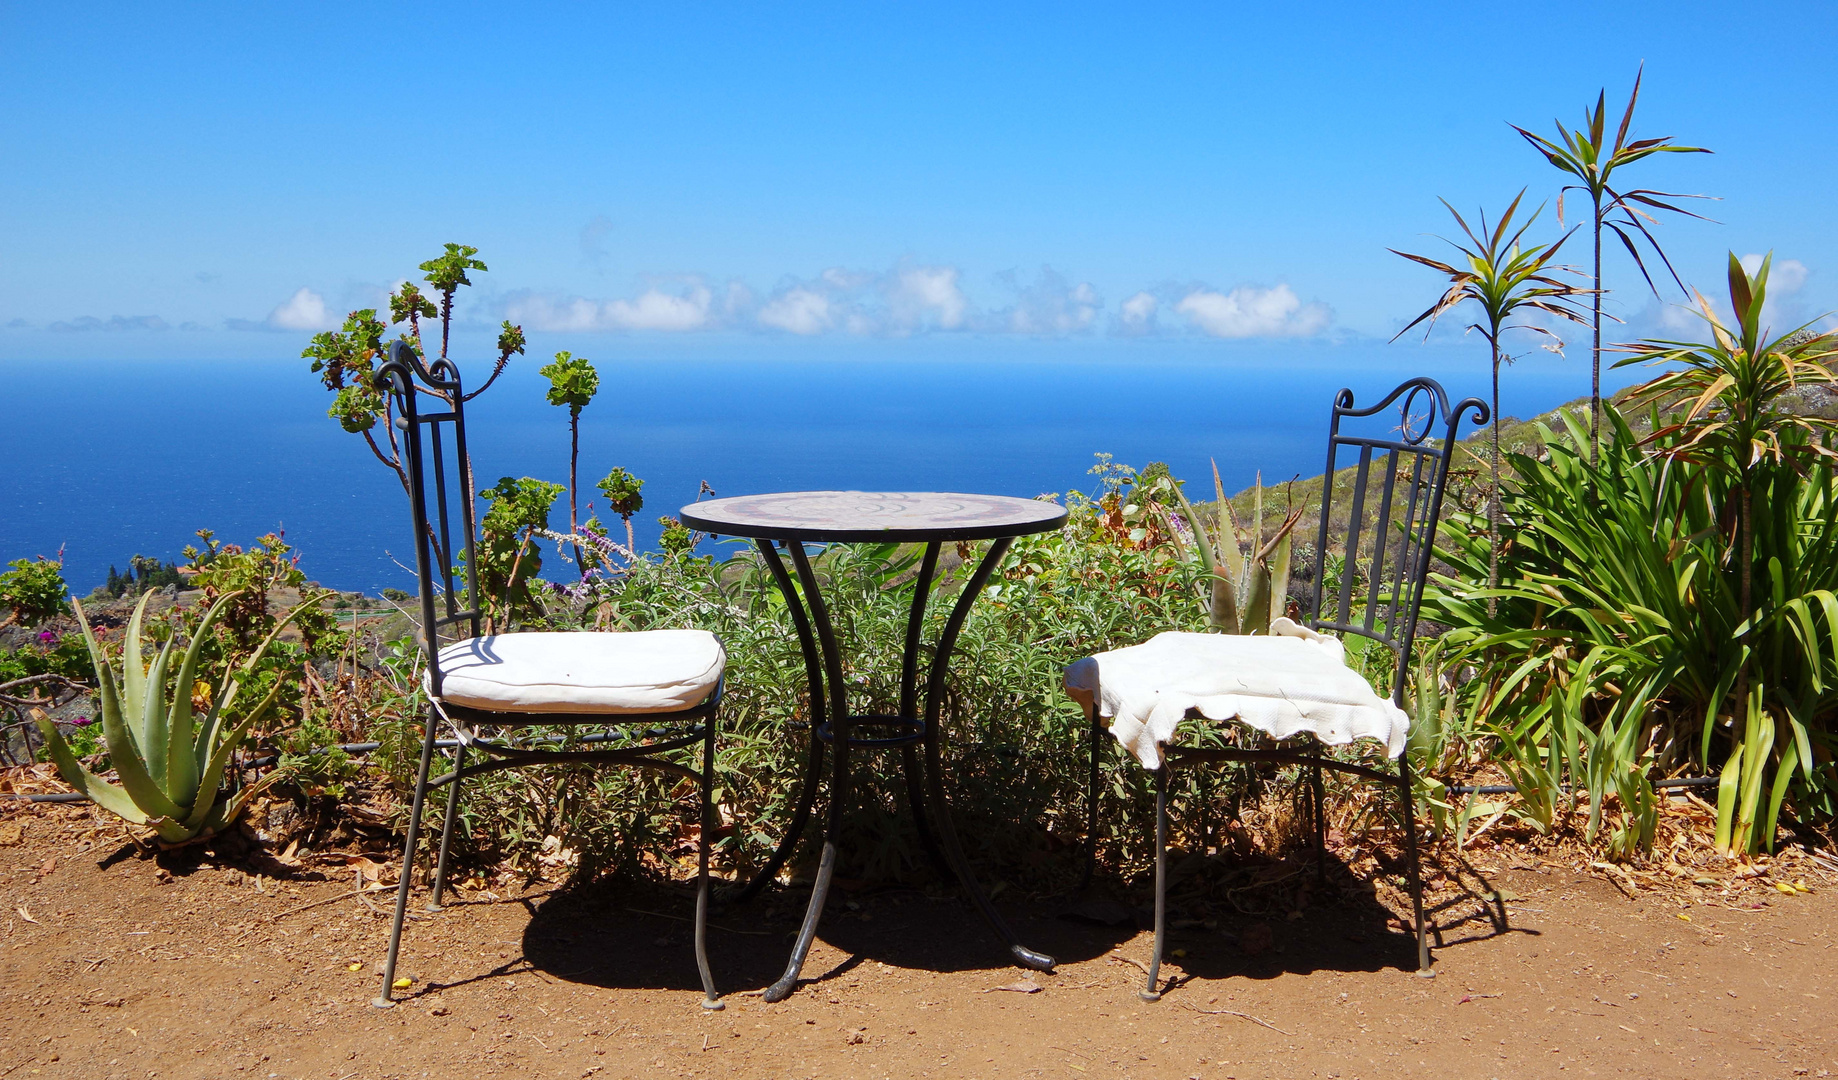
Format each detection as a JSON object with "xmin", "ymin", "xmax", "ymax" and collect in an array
[
  {"xmin": 539, "ymin": 351, "xmax": 600, "ymax": 565},
  {"xmin": 596, "ymin": 468, "xmax": 645, "ymax": 555},
  {"xmin": 303, "ymin": 244, "xmax": 527, "ymax": 496},
  {"xmin": 0, "ymin": 555, "xmax": 68, "ymax": 628},
  {"xmin": 1392, "ymin": 192, "xmax": 1589, "ymax": 606},
  {"xmin": 1513, "ymin": 66, "xmax": 1711, "ymax": 463}
]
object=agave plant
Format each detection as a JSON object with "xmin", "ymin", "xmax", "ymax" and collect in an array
[
  {"xmin": 36, "ymin": 590, "xmax": 302, "ymax": 844},
  {"xmin": 1167, "ymin": 463, "xmax": 1300, "ymax": 635}
]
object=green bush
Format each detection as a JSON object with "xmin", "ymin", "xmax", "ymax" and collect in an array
[{"xmin": 0, "ymin": 556, "xmax": 70, "ymax": 626}]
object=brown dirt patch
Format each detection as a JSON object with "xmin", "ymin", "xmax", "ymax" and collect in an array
[{"xmin": 3, "ymin": 802, "xmax": 1835, "ymax": 1079}]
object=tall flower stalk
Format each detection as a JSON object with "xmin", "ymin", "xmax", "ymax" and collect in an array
[
  {"xmin": 1514, "ymin": 66, "xmax": 1711, "ymax": 463},
  {"xmin": 1392, "ymin": 192, "xmax": 1589, "ymax": 607}
]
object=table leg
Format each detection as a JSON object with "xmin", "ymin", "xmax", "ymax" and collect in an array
[
  {"xmin": 765, "ymin": 542, "xmax": 854, "ymax": 1002},
  {"xmin": 920, "ymin": 537, "xmax": 1055, "ymax": 972},
  {"xmin": 899, "ymin": 543, "xmax": 948, "ymax": 876},
  {"xmin": 727, "ymin": 540, "xmax": 828, "ymax": 907}
]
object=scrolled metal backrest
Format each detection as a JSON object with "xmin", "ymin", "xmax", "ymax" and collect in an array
[
  {"xmin": 1305, "ymin": 377, "xmax": 1488, "ymax": 706},
  {"xmin": 374, "ymin": 339, "xmax": 481, "ymax": 696}
]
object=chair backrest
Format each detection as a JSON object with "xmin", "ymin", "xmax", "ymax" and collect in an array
[
  {"xmin": 1304, "ymin": 377, "xmax": 1487, "ymax": 705},
  {"xmin": 374, "ymin": 339, "xmax": 482, "ymax": 696}
]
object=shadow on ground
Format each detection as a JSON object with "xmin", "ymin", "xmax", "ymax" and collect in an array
[{"xmin": 513, "ymin": 846, "xmax": 1533, "ymax": 996}]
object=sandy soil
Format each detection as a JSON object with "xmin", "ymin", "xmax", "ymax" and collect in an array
[{"xmin": 2, "ymin": 802, "xmax": 1835, "ymax": 1080}]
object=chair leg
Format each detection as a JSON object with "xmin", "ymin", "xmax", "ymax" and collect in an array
[
  {"xmin": 1140, "ymin": 764, "xmax": 1168, "ymax": 1003},
  {"xmin": 428, "ymin": 741, "xmax": 466, "ymax": 912},
  {"xmin": 1311, "ymin": 753, "xmax": 1327, "ymax": 887},
  {"xmin": 375, "ymin": 706, "xmax": 441, "ymax": 1008},
  {"xmin": 1081, "ymin": 703, "xmax": 1102, "ymax": 892},
  {"xmin": 695, "ymin": 715, "xmax": 723, "ymax": 1010},
  {"xmin": 1398, "ymin": 755, "xmax": 1433, "ymax": 977}
]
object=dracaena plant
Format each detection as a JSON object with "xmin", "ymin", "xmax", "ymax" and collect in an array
[
  {"xmin": 35, "ymin": 590, "xmax": 313, "ymax": 845},
  {"xmin": 1618, "ymin": 253, "xmax": 1838, "ymax": 853},
  {"xmin": 1166, "ymin": 463, "xmax": 1300, "ymax": 635},
  {"xmin": 1514, "ymin": 65, "xmax": 1712, "ymax": 462},
  {"xmin": 1391, "ymin": 192, "xmax": 1589, "ymax": 607}
]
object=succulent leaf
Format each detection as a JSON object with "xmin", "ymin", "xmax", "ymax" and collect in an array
[
  {"xmin": 71, "ymin": 598, "xmax": 184, "ymax": 821},
  {"xmin": 181, "ymin": 682, "xmax": 281, "ymax": 832},
  {"xmin": 167, "ymin": 591, "xmax": 238, "ymax": 800},
  {"xmin": 33, "ymin": 718, "xmax": 150, "ymax": 825},
  {"xmin": 121, "ymin": 592, "xmax": 151, "ymax": 747},
  {"xmin": 141, "ymin": 636, "xmax": 175, "ymax": 799}
]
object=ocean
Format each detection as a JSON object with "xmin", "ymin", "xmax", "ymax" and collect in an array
[{"xmin": 0, "ymin": 350, "xmax": 1634, "ymax": 595}]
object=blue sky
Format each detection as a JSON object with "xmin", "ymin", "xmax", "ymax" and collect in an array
[{"xmin": 1, "ymin": 2, "xmax": 1833, "ymax": 365}]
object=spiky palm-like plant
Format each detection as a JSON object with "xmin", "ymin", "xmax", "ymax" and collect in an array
[
  {"xmin": 1514, "ymin": 65, "xmax": 1711, "ymax": 462},
  {"xmin": 1391, "ymin": 191, "xmax": 1590, "ymax": 604}
]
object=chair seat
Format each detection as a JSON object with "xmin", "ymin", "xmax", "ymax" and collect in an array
[
  {"xmin": 1063, "ymin": 618, "xmax": 1408, "ymax": 769},
  {"xmin": 430, "ymin": 629, "xmax": 725, "ymax": 716}
]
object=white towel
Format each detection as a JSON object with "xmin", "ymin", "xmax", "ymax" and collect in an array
[{"xmin": 1062, "ymin": 618, "xmax": 1409, "ymax": 770}]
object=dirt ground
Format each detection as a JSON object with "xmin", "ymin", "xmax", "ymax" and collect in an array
[{"xmin": 3, "ymin": 801, "xmax": 1836, "ymax": 1080}]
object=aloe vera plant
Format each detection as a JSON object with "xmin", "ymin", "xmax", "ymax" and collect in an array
[
  {"xmin": 1168, "ymin": 464, "xmax": 1300, "ymax": 635},
  {"xmin": 36, "ymin": 591, "xmax": 302, "ymax": 844}
]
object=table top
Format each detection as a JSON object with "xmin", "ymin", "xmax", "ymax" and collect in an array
[{"xmin": 679, "ymin": 491, "xmax": 1069, "ymax": 543}]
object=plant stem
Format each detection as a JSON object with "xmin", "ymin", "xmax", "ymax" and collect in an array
[
  {"xmin": 1591, "ymin": 189, "xmax": 1603, "ymax": 468},
  {"xmin": 568, "ymin": 410, "xmax": 583, "ymax": 569},
  {"xmin": 1489, "ymin": 343, "xmax": 1502, "ymax": 617}
]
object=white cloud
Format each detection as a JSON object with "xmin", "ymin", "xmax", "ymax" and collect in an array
[
  {"xmin": 1116, "ymin": 291, "xmax": 1159, "ymax": 336},
  {"xmin": 605, "ymin": 285, "xmax": 712, "ymax": 331},
  {"xmin": 1739, "ymin": 254, "xmax": 1809, "ymax": 294},
  {"xmin": 992, "ymin": 267, "xmax": 1100, "ymax": 335},
  {"xmin": 266, "ymin": 287, "xmax": 334, "ymax": 331},
  {"xmin": 887, "ymin": 265, "xmax": 968, "ymax": 331},
  {"xmin": 1175, "ymin": 283, "xmax": 1330, "ymax": 338},
  {"xmin": 504, "ymin": 282, "xmax": 716, "ymax": 332},
  {"xmin": 758, "ymin": 287, "xmax": 832, "ymax": 335}
]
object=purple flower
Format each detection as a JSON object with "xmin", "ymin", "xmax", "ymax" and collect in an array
[
  {"xmin": 37, "ymin": 630, "xmax": 59, "ymax": 645},
  {"xmin": 70, "ymin": 716, "xmax": 93, "ymax": 728}
]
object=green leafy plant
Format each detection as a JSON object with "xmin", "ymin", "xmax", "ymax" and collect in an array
[
  {"xmin": 302, "ymin": 244, "xmax": 527, "ymax": 494},
  {"xmin": 1429, "ymin": 391, "xmax": 1838, "ymax": 856},
  {"xmin": 656, "ymin": 516, "xmax": 696, "ymax": 560},
  {"xmin": 539, "ymin": 351, "xmax": 600, "ymax": 560},
  {"xmin": 474, "ymin": 477, "xmax": 565, "ymax": 631},
  {"xmin": 597, "ymin": 467, "xmax": 646, "ymax": 556},
  {"xmin": 35, "ymin": 591, "xmax": 311, "ymax": 844},
  {"xmin": 1392, "ymin": 192, "xmax": 1589, "ymax": 607},
  {"xmin": 0, "ymin": 555, "xmax": 68, "ymax": 627},
  {"xmin": 1514, "ymin": 65, "xmax": 1712, "ymax": 460},
  {"xmin": 1618, "ymin": 253, "xmax": 1838, "ymax": 852}
]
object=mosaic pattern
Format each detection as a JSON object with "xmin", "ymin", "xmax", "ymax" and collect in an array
[{"xmin": 680, "ymin": 490, "xmax": 1066, "ymax": 540}]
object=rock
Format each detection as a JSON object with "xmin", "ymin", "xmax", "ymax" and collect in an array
[{"xmin": 1238, "ymin": 922, "xmax": 1274, "ymax": 956}]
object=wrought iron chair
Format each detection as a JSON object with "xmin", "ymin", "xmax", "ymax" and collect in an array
[
  {"xmin": 371, "ymin": 340, "xmax": 727, "ymax": 1011},
  {"xmin": 1064, "ymin": 377, "xmax": 1486, "ymax": 1000}
]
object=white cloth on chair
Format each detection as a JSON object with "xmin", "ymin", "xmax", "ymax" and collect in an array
[
  {"xmin": 1062, "ymin": 618, "xmax": 1408, "ymax": 769},
  {"xmin": 430, "ymin": 629, "xmax": 725, "ymax": 715}
]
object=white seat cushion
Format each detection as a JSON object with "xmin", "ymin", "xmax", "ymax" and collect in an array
[
  {"xmin": 1063, "ymin": 618, "xmax": 1408, "ymax": 769},
  {"xmin": 430, "ymin": 630, "xmax": 724, "ymax": 715}
]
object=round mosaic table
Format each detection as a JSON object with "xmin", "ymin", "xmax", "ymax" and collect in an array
[{"xmin": 680, "ymin": 492, "xmax": 1067, "ymax": 1001}]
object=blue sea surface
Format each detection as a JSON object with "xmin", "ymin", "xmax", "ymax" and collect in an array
[{"xmin": 0, "ymin": 353, "xmax": 1628, "ymax": 594}]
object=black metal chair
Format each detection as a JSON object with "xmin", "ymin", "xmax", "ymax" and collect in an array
[
  {"xmin": 1065, "ymin": 377, "xmax": 1486, "ymax": 1000},
  {"xmin": 371, "ymin": 340, "xmax": 726, "ymax": 1011}
]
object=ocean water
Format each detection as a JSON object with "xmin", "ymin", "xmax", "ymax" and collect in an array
[{"xmin": 0, "ymin": 352, "xmax": 1626, "ymax": 594}]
